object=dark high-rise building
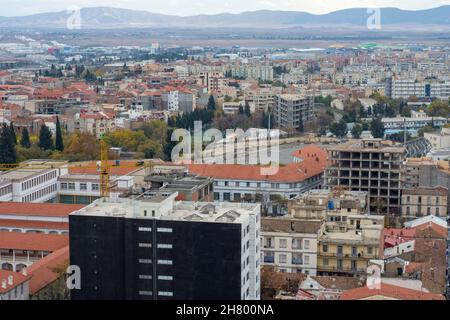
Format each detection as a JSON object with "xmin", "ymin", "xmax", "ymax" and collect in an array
[{"xmin": 69, "ymin": 192, "xmax": 260, "ymax": 300}]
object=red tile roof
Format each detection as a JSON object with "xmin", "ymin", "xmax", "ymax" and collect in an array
[
  {"xmin": 187, "ymin": 145, "xmax": 327, "ymax": 183},
  {"xmin": 340, "ymin": 283, "xmax": 445, "ymax": 300},
  {"xmin": 68, "ymin": 160, "xmax": 143, "ymax": 176},
  {"xmin": 0, "ymin": 270, "xmax": 31, "ymax": 294},
  {"xmin": 0, "ymin": 219, "xmax": 68, "ymax": 231},
  {"xmin": 0, "ymin": 232, "xmax": 68, "ymax": 251},
  {"xmin": 0, "ymin": 202, "xmax": 84, "ymax": 218},
  {"xmin": 27, "ymin": 245, "xmax": 69, "ymax": 295}
]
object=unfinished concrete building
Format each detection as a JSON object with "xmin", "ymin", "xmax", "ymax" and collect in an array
[{"xmin": 325, "ymin": 139, "xmax": 406, "ymax": 216}]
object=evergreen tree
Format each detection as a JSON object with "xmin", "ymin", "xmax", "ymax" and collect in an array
[
  {"xmin": 38, "ymin": 124, "xmax": 54, "ymax": 151},
  {"xmin": 370, "ymin": 118, "xmax": 385, "ymax": 139},
  {"xmin": 238, "ymin": 104, "xmax": 244, "ymax": 115},
  {"xmin": 20, "ymin": 127, "xmax": 31, "ymax": 148},
  {"xmin": 9, "ymin": 122, "xmax": 16, "ymax": 145},
  {"xmin": 207, "ymin": 95, "xmax": 216, "ymax": 111},
  {"xmin": 0, "ymin": 123, "xmax": 17, "ymax": 164},
  {"xmin": 351, "ymin": 123, "xmax": 363, "ymax": 139},
  {"xmin": 55, "ymin": 116, "xmax": 64, "ymax": 151},
  {"xmin": 329, "ymin": 119, "xmax": 348, "ymax": 138},
  {"xmin": 244, "ymin": 101, "xmax": 251, "ymax": 117}
]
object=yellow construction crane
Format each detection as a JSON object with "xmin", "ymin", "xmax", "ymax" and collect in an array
[
  {"xmin": 100, "ymin": 139, "xmax": 110, "ymax": 198},
  {"xmin": 1, "ymin": 140, "xmax": 155, "ymax": 199}
]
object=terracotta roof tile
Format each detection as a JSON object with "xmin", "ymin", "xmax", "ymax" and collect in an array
[
  {"xmin": 27, "ymin": 246, "xmax": 69, "ymax": 295},
  {"xmin": 340, "ymin": 283, "xmax": 445, "ymax": 300},
  {"xmin": 0, "ymin": 202, "xmax": 84, "ymax": 218},
  {"xmin": 0, "ymin": 231, "xmax": 68, "ymax": 251},
  {"xmin": 188, "ymin": 144, "xmax": 327, "ymax": 183},
  {"xmin": 0, "ymin": 270, "xmax": 31, "ymax": 294}
]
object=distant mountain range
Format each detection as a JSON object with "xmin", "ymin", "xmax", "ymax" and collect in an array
[{"xmin": 0, "ymin": 6, "xmax": 450, "ymax": 29}]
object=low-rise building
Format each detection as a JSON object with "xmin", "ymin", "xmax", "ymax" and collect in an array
[
  {"xmin": 261, "ymin": 217, "xmax": 324, "ymax": 275},
  {"xmin": 317, "ymin": 214, "xmax": 384, "ymax": 276},
  {"xmin": 401, "ymin": 186, "xmax": 448, "ymax": 218}
]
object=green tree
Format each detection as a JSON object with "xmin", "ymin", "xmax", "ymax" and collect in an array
[
  {"xmin": 38, "ymin": 124, "xmax": 54, "ymax": 151},
  {"xmin": 238, "ymin": 104, "xmax": 244, "ymax": 115},
  {"xmin": 0, "ymin": 123, "xmax": 17, "ymax": 164},
  {"xmin": 207, "ymin": 95, "xmax": 216, "ymax": 111},
  {"xmin": 55, "ymin": 117, "xmax": 64, "ymax": 152},
  {"xmin": 427, "ymin": 100, "xmax": 450, "ymax": 117},
  {"xmin": 370, "ymin": 118, "xmax": 385, "ymax": 139},
  {"xmin": 329, "ymin": 119, "xmax": 348, "ymax": 138},
  {"xmin": 244, "ymin": 101, "xmax": 251, "ymax": 117},
  {"xmin": 20, "ymin": 127, "xmax": 31, "ymax": 148},
  {"xmin": 351, "ymin": 123, "xmax": 363, "ymax": 139},
  {"xmin": 9, "ymin": 122, "xmax": 17, "ymax": 145}
]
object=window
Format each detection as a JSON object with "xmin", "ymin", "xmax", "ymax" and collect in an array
[
  {"xmin": 158, "ymin": 260, "xmax": 173, "ymax": 265},
  {"xmin": 279, "ymin": 254, "xmax": 287, "ymax": 264},
  {"xmin": 223, "ymin": 193, "xmax": 231, "ymax": 201},
  {"xmin": 139, "ymin": 243, "xmax": 152, "ymax": 248},
  {"xmin": 92, "ymin": 184, "xmax": 99, "ymax": 191},
  {"xmin": 139, "ymin": 275, "xmax": 152, "ymax": 280},
  {"xmin": 352, "ymin": 246, "xmax": 357, "ymax": 256},
  {"xmin": 368, "ymin": 247, "xmax": 373, "ymax": 254},
  {"xmin": 304, "ymin": 240, "xmax": 310, "ymax": 250},
  {"xmin": 158, "ymin": 275, "xmax": 173, "ymax": 281},
  {"xmin": 158, "ymin": 291, "xmax": 173, "ymax": 297},
  {"xmin": 304, "ymin": 255, "xmax": 310, "ymax": 265},
  {"xmin": 157, "ymin": 244, "xmax": 173, "ymax": 249},
  {"xmin": 279, "ymin": 239, "xmax": 287, "ymax": 249},
  {"xmin": 323, "ymin": 258, "xmax": 329, "ymax": 266},
  {"xmin": 68, "ymin": 183, "xmax": 75, "ymax": 190},
  {"xmin": 139, "ymin": 291, "xmax": 152, "ymax": 296},
  {"xmin": 322, "ymin": 244, "xmax": 328, "ymax": 253},
  {"xmin": 60, "ymin": 183, "xmax": 68, "ymax": 190},
  {"xmin": 139, "ymin": 259, "xmax": 152, "ymax": 264},
  {"xmin": 337, "ymin": 245, "xmax": 343, "ymax": 255},
  {"xmin": 157, "ymin": 228, "xmax": 172, "ymax": 233},
  {"xmin": 80, "ymin": 183, "xmax": 87, "ymax": 191},
  {"xmin": 436, "ymin": 208, "xmax": 440, "ymax": 216},
  {"xmin": 138, "ymin": 227, "xmax": 151, "ymax": 232}
]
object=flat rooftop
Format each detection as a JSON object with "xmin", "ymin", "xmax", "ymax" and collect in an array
[
  {"xmin": 327, "ymin": 139, "xmax": 406, "ymax": 154},
  {"xmin": 71, "ymin": 194, "xmax": 259, "ymax": 224}
]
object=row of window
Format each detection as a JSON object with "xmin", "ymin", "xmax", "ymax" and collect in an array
[
  {"xmin": 138, "ymin": 291, "xmax": 173, "ymax": 297},
  {"xmin": 264, "ymin": 237, "xmax": 310, "ymax": 250},
  {"xmin": 21, "ymin": 184, "xmax": 57, "ymax": 202},
  {"xmin": 0, "ymin": 184, "xmax": 12, "ymax": 197},
  {"xmin": 60, "ymin": 182, "xmax": 99, "ymax": 192},
  {"xmin": 138, "ymin": 259, "xmax": 173, "ymax": 265},
  {"xmin": 405, "ymin": 195, "xmax": 442, "ymax": 205},
  {"xmin": 138, "ymin": 275, "xmax": 173, "ymax": 281},
  {"xmin": 22, "ymin": 170, "xmax": 57, "ymax": 191},
  {"xmin": 138, "ymin": 243, "xmax": 173, "ymax": 249}
]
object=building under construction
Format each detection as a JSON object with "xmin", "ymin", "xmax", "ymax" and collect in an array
[{"xmin": 325, "ymin": 139, "xmax": 406, "ymax": 216}]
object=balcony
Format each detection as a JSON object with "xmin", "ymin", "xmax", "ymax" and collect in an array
[
  {"xmin": 318, "ymin": 265, "xmax": 367, "ymax": 274},
  {"xmin": 292, "ymin": 258, "xmax": 303, "ymax": 265},
  {"xmin": 263, "ymin": 256, "xmax": 275, "ymax": 263}
]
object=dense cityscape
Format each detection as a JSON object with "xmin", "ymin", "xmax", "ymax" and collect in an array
[{"xmin": 0, "ymin": 2, "xmax": 450, "ymax": 307}]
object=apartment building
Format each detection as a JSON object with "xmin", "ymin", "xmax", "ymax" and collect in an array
[
  {"xmin": 244, "ymin": 87, "xmax": 282, "ymax": 113},
  {"xmin": 230, "ymin": 64, "xmax": 274, "ymax": 82},
  {"xmin": 69, "ymin": 110, "xmax": 116, "ymax": 139},
  {"xmin": 288, "ymin": 189, "xmax": 369, "ymax": 220},
  {"xmin": 401, "ymin": 186, "xmax": 448, "ymax": 218},
  {"xmin": 317, "ymin": 214, "xmax": 384, "ymax": 276},
  {"xmin": 261, "ymin": 217, "xmax": 324, "ymax": 275},
  {"xmin": 275, "ymin": 94, "xmax": 314, "ymax": 131},
  {"xmin": 387, "ymin": 77, "xmax": 450, "ymax": 100},
  {"xmin": 69, "ymin": 192, "xmax": 261, "ymax": 300},
  {"xmin": 325, "ymin": 139, "xmax": 407, "ymax": 215},
  {"xmin": 197, "ymin": 72, "xmax": 227, "ymax": 93}
]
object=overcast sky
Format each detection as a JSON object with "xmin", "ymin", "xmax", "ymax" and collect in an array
[{"xmin": 1, "ymin": 0, "xmax": 449, "ymax": 17}]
